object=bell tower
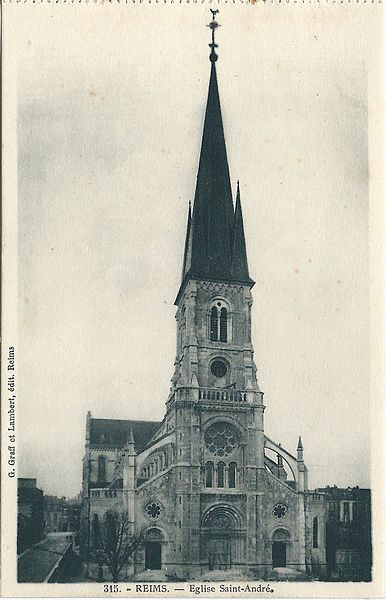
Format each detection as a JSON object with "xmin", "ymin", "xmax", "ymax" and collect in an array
[
  {"xmin": 171, "ymin": 11, "xmax": 263, "ymax": 406},
  {"xmin": 164, "ymin": 16, "xmax": 267, "ymax": 576},
  {"xmin": 166, "ymin": 10, "xmax": 266, "ymax": 490}
]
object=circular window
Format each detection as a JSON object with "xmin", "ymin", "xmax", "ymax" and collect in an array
[
  {"xmin": 204, "ymin": 422, "xmax": 239, "ymax": 457},
  {"xmin": 210, "ymin": 359, "xmax": 227, "ymax": 378},
  {"xmin": 272, "ymin": 503, "xmax": 288, "ymax": 519},
  {"xmin": 145, "ymin": 501, "xmax": 162, "ymax": 520}
]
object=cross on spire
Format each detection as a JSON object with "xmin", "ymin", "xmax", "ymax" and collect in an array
[{"xmin": 208, "ymin": 9, "xmax": 220, "ymax": 62}]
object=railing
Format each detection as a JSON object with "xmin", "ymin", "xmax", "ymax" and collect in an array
[
  {"xmin": 172, "ymin": 386, "xmax": 249, "ymax": 404},
  {"xmin": 89, "ymin": 488, "xmax": 122, "ymax": 499},
  {"xmin": 198, "ymin": 388, "xmax": 247, "ymax": 403},
  {"xmin": 307, "ymin": 491, "xmax": 325, "ymax": 501}
]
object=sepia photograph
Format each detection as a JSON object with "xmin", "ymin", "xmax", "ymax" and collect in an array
[{"xmin": 1, "ymin": 2, "xmax": 384, "ymax": 597}]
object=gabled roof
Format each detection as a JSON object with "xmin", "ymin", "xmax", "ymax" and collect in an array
[{"xmin": 89, "ymin": 418, "xmax": 161, "ymax": 453}]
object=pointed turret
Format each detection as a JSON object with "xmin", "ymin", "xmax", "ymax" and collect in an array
[
  {"xmin": 175, "ymin": 12, "xmax": 254, "ymax": 304},
  {"xmin": 297, "ymin": 436, "xmax": 304, "ymax": 462},
  {"xmin": 232, "ymin": 181, "xmax": 251, "ymax": 281},
  {"xmin": 297, "ymin": 436, "xmax": 307, "ymax": 491},
  {"xmin": 126, "ymin": 427, "xmax": 136, "ymax": 455},
  {"xmin": 181, "ymin": 202, "xmax": 192, "ymax": 279}
]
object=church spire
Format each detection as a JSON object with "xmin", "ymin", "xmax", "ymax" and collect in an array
[{"xmin": 176, "ymin": 12, "xmax": 254, "ymax": 304}]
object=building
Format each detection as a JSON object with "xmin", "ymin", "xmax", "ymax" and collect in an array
[
  {"xmin": 317, "ymin": 486, "xmax": 372, "ymax": 581},
  {"xmin": 17, "ymin": 478, "xmax": 44, "ymax": 553},
  {"xmin": 80, "ymin": 13, "xmax": 328, "ymax": 581},
  {"xmin": 44, "ymin": 495, "xmax": 82, "ymax": 534},
  {"xmin": 44, "ymin": 495, "xmax": 66, "ymax": 532},
  {"xmin": 66, "ymin": 496, "xmax": 82, "ymax": 534}
]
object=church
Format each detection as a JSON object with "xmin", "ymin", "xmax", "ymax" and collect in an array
[{"xmin": 80, "ymin": 13, "xmax": 327, "ymax": 581}]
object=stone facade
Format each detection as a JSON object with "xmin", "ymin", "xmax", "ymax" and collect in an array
[
  {"xmin": 80, "ymin": 275, "xmax": 327, "ymax": 579},
  {"xmin": 80, "ymin": 16, "xmax": 328, "ymax": 581}
]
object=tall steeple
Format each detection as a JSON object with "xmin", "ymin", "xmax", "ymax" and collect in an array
[{"xmin": 177, "ymin": 12, "xmax": 254, "ymax": 304}]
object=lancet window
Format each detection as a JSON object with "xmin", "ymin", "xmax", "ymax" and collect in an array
[
  {"xmin": 204, "ymin": 461, "xmax": 238, "ymax": 489},
  {"xmin": 228, "ymin": 462, "xmax": 237, "ymax": 488},
  {"xmin": 209, "ymin": 300, "xmax": 230, "ymax": 342},
  {"xmin": 217, "ymin": 462, "xmax": 225, "ymax": 487},
  {"xmin": 97, "ymin": 456, "xmax": 106, "ymax": 482},
  {"xmin": 205, "ymin": 461, "xmax": 214, "ymax": 488},
  {"xmin": 313, "ymin": 516, "xmax": 319, "ymax": 548}
]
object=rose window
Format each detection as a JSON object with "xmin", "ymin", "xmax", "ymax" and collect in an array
[
  {"xmin": 204, "ymin": 422, "xmax": 239, "ymax": 457},
  {"xmin": 273, "ymin": 503, "xmax": 288, "ymax": 519},
  {"xmin": 145, "ymin": 501, "xmax": 162, "ymax": 520},
  {"xmin": 210, "ymin": 359, "xmax": 227, "ymax": 378}
]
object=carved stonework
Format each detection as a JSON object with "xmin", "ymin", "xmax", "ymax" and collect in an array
[
  {"xmin": 210, "ymin": 514, "xmax": 232, "ymax": 529},
  {"xmin": 197, "ymin": 281, "xmax": 243, "ymax": 294}
]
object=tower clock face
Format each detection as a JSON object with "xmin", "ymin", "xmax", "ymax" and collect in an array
[{"xmin": 210, "ymin": 359, "xmax": 227, "ymax": 378}]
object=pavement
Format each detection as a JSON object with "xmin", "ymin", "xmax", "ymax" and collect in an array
[
  {"xmin": 133, "ymin": 570, "xmax": 169, "ymax": 581},
  {"xmin": 267, "ymin": 567, "xmax": 312, "ymax": 581},
  {"xmin": 17, "ymin": 532, "xmax": 74, "ymax": 583},
  {"xmin": 197, "ymin": 569, "xmax": 246, "ymax": 581}
]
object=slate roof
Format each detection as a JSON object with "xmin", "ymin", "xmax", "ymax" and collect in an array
[
  {"xmin": 89, "ymin": 418, "xmax": 161, "ymax": 452},
  {"xmin": 177, "ymin": 57, "xmax": 254, "ymax": 303}
]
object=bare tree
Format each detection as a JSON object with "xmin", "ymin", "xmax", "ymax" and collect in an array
[{"xmin": 93, "ymin": 510, "xmax": 143, "ymax": 582}]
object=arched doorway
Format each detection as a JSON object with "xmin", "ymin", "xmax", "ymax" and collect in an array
[
  {"xmin": 144, "ymin": 528, "xmax": 163, "ymax": 570},
  {"xmin": 272, "ymin": 528, "xmax": 290, "ymax": 568},
  {"xmin": 201, "ymin": 505, "xmax": 244, "ymax": 571}
]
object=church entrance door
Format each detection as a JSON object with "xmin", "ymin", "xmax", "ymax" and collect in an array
[
  {"xmin": 272, "ymin": 541, "xmax": 286, "ymax": 568},
  {"xmin": 208, "ymin": 536, "xmax": 231, "ymax": 571},
  {"xmin": 145, "ymin": 542, "xmax": 161, "ymax": 570}
]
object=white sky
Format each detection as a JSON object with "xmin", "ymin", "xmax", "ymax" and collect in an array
[{"xmin": 14, "ymin": 4, "xmax": 371, "ymax": 497}]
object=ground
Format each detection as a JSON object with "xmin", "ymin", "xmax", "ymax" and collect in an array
[{"xmin": 17, "ymin": 531, "xmax": 82, "ymax": 583}]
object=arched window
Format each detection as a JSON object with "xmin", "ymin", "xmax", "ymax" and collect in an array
[
  {"xmin": 217, "ymin": 462, "xmax": 225, "ymax": 488},
  {"xmin": 228, "ymin": 462, "xmax": 237, "ymax": 488},
  {"xmin": 220, "ymin": 307, "xmax": 227, "ymax": 342},
  {"xmin": 313, "ymin": 516, "xmax": 319, "ymax": 548},
  {"xmin": 210, "ymin": 307, "xmax": 218, "ymax": 342},
  {"xmin": 209, "ymin": 300, "xmax": 230, "ymax": 343},
  {"xmin": 97, "ymin": 456, "xmax": 106, "ymax": 482},
  {"xmin": 91, "ymin": 514, "xmax": 100, "ymax": 549},
  {"xmin": 205, "ymin": 462, "xmax": 214, "ymax": 488}
]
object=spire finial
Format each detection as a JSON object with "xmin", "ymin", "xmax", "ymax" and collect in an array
[
  {"xmin": 207, "ymin": 10, "xmax": 220, "ymax": 63},
  {"xmin": 127, "ymin": 427, "xmax": 134, "ymax": 446}
]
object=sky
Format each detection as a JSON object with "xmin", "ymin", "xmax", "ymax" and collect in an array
[{"xmin": 14, "ymin": 4, "xmax": 371, "ymax": 498}]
